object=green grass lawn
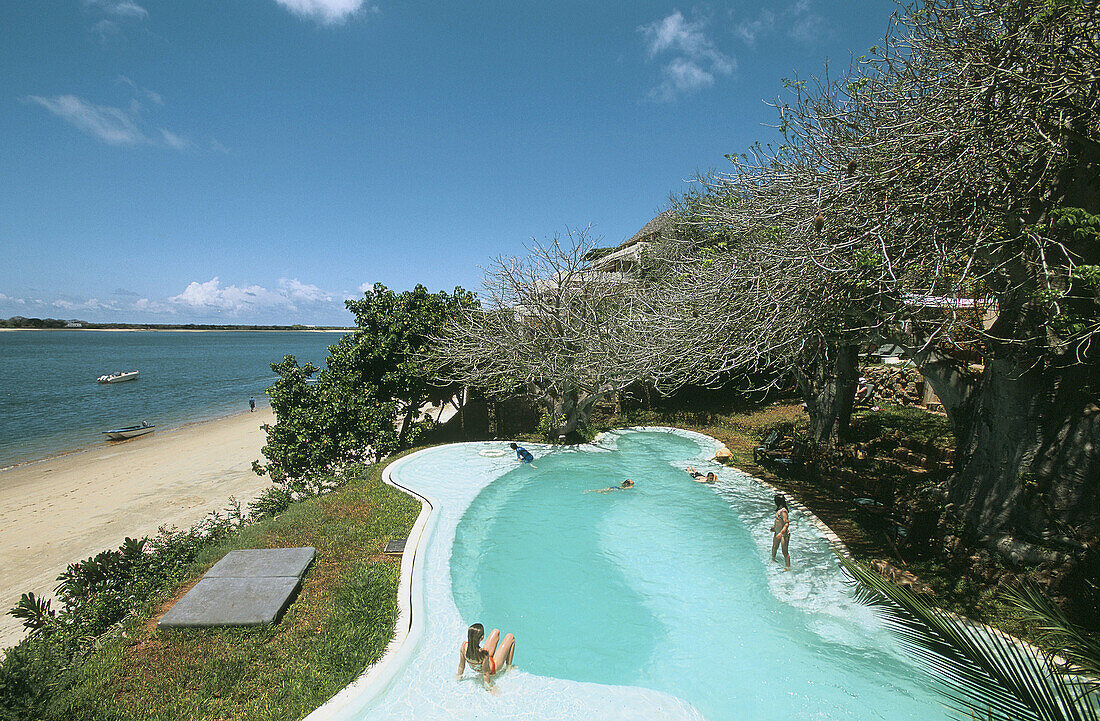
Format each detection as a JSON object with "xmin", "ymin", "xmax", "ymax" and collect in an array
[{"xmin": 53, "ymin": 451, "xmax": 421, "ymax": 721}]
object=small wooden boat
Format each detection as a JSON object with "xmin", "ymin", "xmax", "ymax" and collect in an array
[
  {"xmin": 97, "ymin": 370, "xmax": 139, "ymax": 384},
  {"xmin": 103, "ymin": 422, "xmax": 155, "ymax": 440}
]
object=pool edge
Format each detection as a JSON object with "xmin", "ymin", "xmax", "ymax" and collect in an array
[
  {"xmin": 301, "ymin": 429, "xmax": 1047, "ymax": 720},
  {"xmin": 301, "ymin": 446, "xmax": 439, "ymax": 721}
]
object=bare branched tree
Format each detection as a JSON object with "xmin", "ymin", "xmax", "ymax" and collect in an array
[
  {"xmin": 428, "ymin": 227, "xmax": 645, "ymax": 438},
  {"xmin": 644, "ymin": 0, "xmax": 1100, "ymax": 556}
]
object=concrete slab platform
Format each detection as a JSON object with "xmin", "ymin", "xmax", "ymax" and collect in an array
[
  {"xmin": 157, "ymin": 547, "xmax": 316, "ymax": 629},
  {"xmin": 159, "ymin": 576, "xmax": 302, "ymax": 627},
  {"xmin": 205, "ymin": 547, "xmax": 315, "ymax": 579}
]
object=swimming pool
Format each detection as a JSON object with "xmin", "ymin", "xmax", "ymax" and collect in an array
[{"xmin": 307, "ymin": 429, "xmax": 952, "ymax": 721}]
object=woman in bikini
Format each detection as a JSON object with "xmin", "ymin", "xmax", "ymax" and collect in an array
[
  {"xmin": 771, "ymin": 494, "xmax": 791, "ymax": 569},
  {"xmin": 457, "ymin": 623, "xmax": 516, "ymax": 690}
]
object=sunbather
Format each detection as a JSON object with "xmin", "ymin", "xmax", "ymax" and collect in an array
[{"xmin": 457, "ymin": 623, "xmax": 515, "ymax": 692}]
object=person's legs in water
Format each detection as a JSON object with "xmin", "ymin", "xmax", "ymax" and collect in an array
[
  {"xmin": 483, "ymin": 628, "xmax": 501, "ymax": 655},
  {"xmin": 494, "ymin": 633, "xmax": 516, "ymax": 670}
]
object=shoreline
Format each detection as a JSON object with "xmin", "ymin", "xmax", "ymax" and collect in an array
[
  {"xmin": 0, "ymin": 408, "xmax": 277, "ymax": 651},
  {"xmin": 0, "ymin": 404, "xmax": 272, "ymax": 474},
  {"xmin": 0, "ymin": 328, "xmax": 350, "ymax": 333}
]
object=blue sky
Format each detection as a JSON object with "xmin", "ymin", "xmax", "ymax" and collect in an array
[{"xmin": 2, "ymin": 0, "xmax": 897, "ymax": 325}]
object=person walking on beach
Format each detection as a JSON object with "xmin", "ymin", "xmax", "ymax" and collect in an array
[
  {"xmin": 249, "ymin": 396, "xmax": 256, "ymax": 412},
  {"xmin": 771, "ymin": 494, "xmax": 791, "ymax": 569}
]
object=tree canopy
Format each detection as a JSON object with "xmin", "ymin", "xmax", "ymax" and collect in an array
[{"xmin": 254, "ymin": 283, "xmax": 476, "ymax": 489}]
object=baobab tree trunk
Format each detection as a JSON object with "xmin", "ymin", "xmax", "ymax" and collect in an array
[
  {"xmin": 948, "ymin": 357, "xmax": 1100, "ymax": 559},
  {"xmin": 538, "ymin": 383, "xmax": 602, "ymax": 439},
  {"xmin": 794, "ymin": 342, "xmax": 859, "ymax": 446},
  {"xmin": 949, "ymin": 132, "xmax": 1100, "ymax": 557},
  {"xmin": 908, "ymin": 344, "xmax": 978, "ymax": 442}
]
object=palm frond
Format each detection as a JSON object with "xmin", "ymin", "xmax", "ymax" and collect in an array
[
  {"xmin": 838, "ymin": 554, "xmax": 1100, "ymax": 721},
  {"xmin": 1006, "ymin": 583, "xmax": 1100, "ymax": 696}
]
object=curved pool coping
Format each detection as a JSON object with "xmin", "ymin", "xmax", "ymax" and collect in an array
[
  {"xmin": 303, "ymin": 427, "xmax": 855, "ymax": 721},
  {"xmin": 303, "ymin": 427, "xmax": 1044, "ymax": 721}
]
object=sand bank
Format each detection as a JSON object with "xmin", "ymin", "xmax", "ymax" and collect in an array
[{"xmin": 0, "ymin": 408, "xmax": 276, "ymax": 651}]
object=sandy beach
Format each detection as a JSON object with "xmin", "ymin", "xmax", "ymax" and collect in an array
[{"xmin": 0, "ymin": 408, "xmax": 276, "ymax": 651}]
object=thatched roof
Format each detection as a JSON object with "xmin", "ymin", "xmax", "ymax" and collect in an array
[{"xmin": 620, "ymin": 208, "xmax": 677, "ymax": 248}]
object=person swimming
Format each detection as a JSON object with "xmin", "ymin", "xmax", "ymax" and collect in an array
[
  {"xmin": 509, "ymin": 442, "xmax": 536, "ymax": 465},
  {"xmin": 585, "ymin": 479, "xmax": 634, "ymax": 493},
  {"xmin": 457, "ymin": 623, "xmax": 515, "ymax": 691},
  {"xmin": 685, "ymin": 467, "xmax": 717, "ymax": 483}
]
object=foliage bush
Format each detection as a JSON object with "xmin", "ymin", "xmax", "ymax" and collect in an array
[
  {"xmin": 253, "ymin": 283, "xmax": 475, "ymax": 487},
  {"xmin": 0, "ymin": 499, "xmax": 254, "ymax": 718}
]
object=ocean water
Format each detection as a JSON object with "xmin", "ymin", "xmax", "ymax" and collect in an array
[
  {"xmin": 0, "ymin": 330, "xmax": 342, "ymax": 468},
  {"xmin": 330, "ymin": 431, "xmax": 952, "ymax": 721}
]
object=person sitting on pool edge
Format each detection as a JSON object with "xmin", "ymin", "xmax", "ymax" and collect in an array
[
  {"xmin": 457, "ymin": 623, "xmax": 515, "ymax": 691},
  {"xmin": 685, "ymin": 466, "xmax": 717, "ymax": 483},
  {"xmin": 585, "ymin": 479, "xmax": 634, "ymax": 493},
  {"xmin": 508, "ymin": 442, "xmax": 535, "ymax": 465}
]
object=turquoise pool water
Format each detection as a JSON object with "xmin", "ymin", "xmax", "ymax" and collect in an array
[
  {"xmin": 451, "ymin": 431, "xmax": 948, "ymax": 720},
  {"xmin": 320, "ymin": 430, "xmax": 951, "ymax": 721}
]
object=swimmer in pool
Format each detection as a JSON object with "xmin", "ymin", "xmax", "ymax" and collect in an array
[
  {"xmin": 457, "ymin": 623, "xmax": 515, "ymax": 691},
  {"xmin": 685, "ymin": 467, "xmax": 717, "ymax": 483},
  {"xmin": 509, "ymin": 442, "xmax": 536, "ymax": 467},
  {"xmin": 585, "ymin": 479, "xmax": 634, "ymax": 493}
]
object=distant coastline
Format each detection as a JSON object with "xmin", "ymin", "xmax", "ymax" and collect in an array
[
  {"xmin": 0, "ymin": 327, "xmax": 350, "ymax": 332},
  {"xmin": 0, "ymin": 317, "xmax": 352, "ymax": 332}
]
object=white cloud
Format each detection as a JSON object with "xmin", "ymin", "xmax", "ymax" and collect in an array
[
  {"xmin": 732, "ymin": 1, "xmax": 831, "ymax": 47},
  {"xmin": 169, "ymin": 277, "xmax": 333, "ymax": 316},
  {"xmin": 117, "ymin": 75, "xmax": 163, "ymax": 105},
  {"xmin": 159, "ymin": 128, "xmax": 191, "ymax": 150},
  {"xmin": 25, "ymin": 89, "xmax": 194, "ymax": 151},
  {"xmin": 25, "ymin": 94, "xmax": 147, "ymax": 146},
  {"xmin": 0, "ymin": 293, "xmax": 26, "ymax": 305},
  {"xmin": 733, "ymin": 11, "xmax": 775, "ymax": 46},
  {"xmin": 664, "ymin": 58, "xmax": 714, "ymax": 92},
  {"xmin": 279, "ymin": 278, "xmax": 333, "ymax": 304},
  {"xmin": 83, "ymin": 0, "xmax": 148, "ymax": 19},
  {"xmin": 272, "ymin": 0, "xmax": 377, "ymax": 25},
  {"xmin": 639, "ymin": 11, "xmax": 735, "ymax": 101}
]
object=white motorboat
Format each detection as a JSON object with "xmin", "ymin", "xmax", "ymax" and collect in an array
[
  {"xmin": 97, "ymin": 370, "xmax": 139, "ymax": 384},
  {"xmin": 103, "ymin": 422, "xmax": 155, "ymax": 440}
]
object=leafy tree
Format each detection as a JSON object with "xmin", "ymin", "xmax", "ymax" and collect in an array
[{"xmin": 254, "ymin": 283, "xmax": 476, "ymax": 488}]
